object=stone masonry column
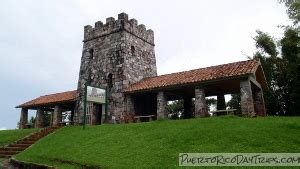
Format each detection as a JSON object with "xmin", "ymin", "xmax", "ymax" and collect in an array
[
  {"xmin": 253, "ymin": 89, "xmax": 266, "ymax": 116},
  {"xmin": 125, "ymin": 95, "xmax": 135, "ymax": 122},
  {"xmin": 125, "ymin": 95, "xmax": 135, "ymax": 114},
  {"xmin": 53, "ymin": 105, "xmax": 63, "ymax": 126},
  {"xmin": 195, "ymin": 87, "xmax": 208, "ymax": 117},
  {"xmin": 183, "ymin": 98, "xmax": 193, "ymax": 118},
  {"xmin": 217, "ymin": 94, "xmax": 226, "ymax": 110},
  {"xmin": 35, "ymin": 108, "xmax": 45, "ymax": 128},
  {"xmin": 240, "ymin": 80, "xmax": 255, "ymax": 117},
  {"xmin": 157, "ymin": 91, "xmax": 167, "ymax": 119},
  {"xmin": 19, "ymin": 108, "xmax": 28, "ymax": 129}
]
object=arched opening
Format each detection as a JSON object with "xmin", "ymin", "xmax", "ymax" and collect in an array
[
  {"xmin": 107, "ymin": 73, "xmax": 113, "ymax": 89},
  {"xmin": 131, "ymin": 46, "xmax": 135, "ymax": 56}
]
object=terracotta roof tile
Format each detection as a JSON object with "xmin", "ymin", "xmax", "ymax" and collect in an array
[
  {"xmin": 124, "ymin": 59, "xmax": 260, "ymax": 93},
  {"xmin": 17, "ymin": 90, "xmax": 77, "ymax": 108}
]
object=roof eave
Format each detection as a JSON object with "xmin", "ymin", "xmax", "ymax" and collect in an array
[
  {"xmin": 15, "ymin": 99, "xmax": 77, "ymax": 109},
  {"xmin": 124, "ymin": 74, "xmax": 251, "ymax": 94}
]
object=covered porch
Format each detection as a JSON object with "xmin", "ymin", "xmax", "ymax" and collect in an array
[
  {"xmin": 16, "ymin": 90, "xmax": 77, "ymax": 129},
  {"xmin": 124, "ymin": 59, "xmax": 268, "ymax": 121}
]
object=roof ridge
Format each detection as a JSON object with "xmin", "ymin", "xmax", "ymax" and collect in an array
[
  {"xmin": 41, "ymin": 90, "xmax": 77, "ymax": 97},
  {"xmin": 124, "ymin": 59, "xmax": 260, "ymax": 93},
  {"xmin": 141, "ymin": 59, "xmax": 255, "ymax": 81}
]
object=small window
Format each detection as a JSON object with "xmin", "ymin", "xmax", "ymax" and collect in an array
[
  {"xmin": 107, "ymin": 73, "xmax": 113, "ymax": 89},
  {"xmin": 131, "ymin": 46, "xmax": 135, "ymax": 56},
  {"xmin": 89, "ymin": 49, "xmax": 94, "ymax": 59}
]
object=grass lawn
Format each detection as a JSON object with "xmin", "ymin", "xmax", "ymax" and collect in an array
[
  {"xmin": 0, "ymin": 158, "xmax": 4, "ymax": 165},
  {"xmin": 16, "ymin": 116, "xmax": 300, "ymax": 168},
  {"xmin": 0, "ymin": 128, "xmax": 39, "ymax": 147}
]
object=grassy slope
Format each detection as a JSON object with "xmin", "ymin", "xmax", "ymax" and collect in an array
[
  {"xmin": 16, "ymin": 116, "xmax": 300, "ymax": 168},
  {"xmin": 0, "ymin": 128, "xmax": 39, "ymax": 147}
]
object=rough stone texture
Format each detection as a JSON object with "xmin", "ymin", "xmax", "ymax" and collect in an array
[
  {"xmin": 52, "ymin": 105, "xmax": 62, "ymax": 126},
  {"xmin": 35, "ymin": 108, "xmax": 44, "ymax": 128},
  {"xmin": 240, "ymin": 80, "xmax": 255, "ymax": 117},
  {"xmin": 195, "ymin": 87, "xmax": 208, "ymax": 117},
  {"xmin": 123, "ymin": 95, "xmax": 135, "ymax": 122},
  {"xmin": 217, "ymin": 94, "xmax": 226, "ymax": 110},
  {"xmin": 74, "ymin": 13, "xmax": 157, "ymax": 124},
  {"xmin": 19, "ymin": 108, "xmax": 28, "ymax": 129},
  {"xmin": 253, "ymin": 89, "xmax": 266, "ymax": 116},
  {"xmin": 183, "ymin": 98, "xmax": 193, "ymax": 118},
  {"xmin": 157, "ymin": 91, "xmax": 167, "ymax": 119}
]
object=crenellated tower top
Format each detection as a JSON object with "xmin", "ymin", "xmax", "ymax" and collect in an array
[{"xmin": 83, "ymin": 13, "xmax": 154, "ymax": 45}]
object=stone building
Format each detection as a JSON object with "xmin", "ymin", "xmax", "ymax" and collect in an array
[
  {"xmin": 74, "ymin": 13, "xmax": 157, "ymax": 124},
  {"xmin": 16, "ymin": 13, "xmax": 267, "ymax": 128}
]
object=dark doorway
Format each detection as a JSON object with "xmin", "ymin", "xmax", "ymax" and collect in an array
[{"xmin": 92, "ymin": 103, "xmax": 102, "ymax": 125}]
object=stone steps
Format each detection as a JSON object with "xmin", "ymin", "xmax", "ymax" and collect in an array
[
  {"xmin": 0, "ymin": 147, "xmax": 26, "ymax": 151},
  {"xmin": 0, "ymin": 151, "xmax": 22, "ymax": 155},
  {"xmin": 0, "ymin": 154, "xmax": 12, "ymax": 158},
  {"xmin": 17, "ymin": 140, "xmax": 36, "ymax": 144},
  {"xmin": 0, "ymin": 126, "xmax": 61, "ymax": 159}
]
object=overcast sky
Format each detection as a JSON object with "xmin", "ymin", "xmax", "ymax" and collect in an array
[{"xmin": 0, "ymin": 0, "xmax": 291, "ymax": 129}]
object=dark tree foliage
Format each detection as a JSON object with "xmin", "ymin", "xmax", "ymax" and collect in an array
[
  {"xmin": 166, "ymin": 98, "xmax": 217, "ymax": 118},
  {"xmin": 251, "ymin": 28, "xmax": 299, "ymax": 116},
  {"xmin": 227, "ymin": 93, "xmax": 241, "ymax": 114},
  {"xmin": 206, "ymin": 98, "xmax": 217, "ymax": 111},
  {"xmin": 280, "ymin": 27, "xmax": 300, "ymax": 115},
  {"xmin": 166, "ymin": 100, "xmax": 184, "ymax": 114},
  {"xmin": 29, "ymin": 116, "xmax": 36, "ymax": 124},
  {"xmin": 284, "ymin": 1, "xmax": 300, "ymax": 25},
  {"xmin": 44, "ymin": 111, "xmax": 52, "ymax": 127}
]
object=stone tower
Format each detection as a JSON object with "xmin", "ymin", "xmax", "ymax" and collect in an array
[{"xmin": 74, "ymin": 13, "xmax": 157, "ymax": 124}]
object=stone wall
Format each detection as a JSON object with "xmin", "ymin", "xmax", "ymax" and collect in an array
[
  {"xmin": 157, "ymin": 91, "xmax": 167, "ymax": 119},
  {"xmin": 74, "ymin": 13, "xmax": 157, "ymax": 124},
  {"xmin": 195, "ymin": 87, "xmax": 208, "ymax": 117},
  {"xmin": 19, "ymin": 108, "xmax": 28, "ymax": 129},
  {"xmin": 240, "ymin": 80, "xmax": 255, "ymax": 117},
  {"xmin": 35, "ymin": 108, "xmax": 44, "ymax": 128},
  {"xmin": 53, "ymin": 105, "xmax": 62, "ymax": 126}
]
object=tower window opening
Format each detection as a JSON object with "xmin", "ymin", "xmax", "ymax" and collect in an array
[
  {"xmin": 107, "ymin": 73, "xmax": 113, "ymax": 89},
  {"xmin": 89, "ymin": 49, "xmax": 94, "ymax": 59},
  {"xmin": 131, "ymin": 46, "xmax": 135, "ymax": 56}
]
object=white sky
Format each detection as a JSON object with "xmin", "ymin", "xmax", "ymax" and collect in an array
[{"xmin": 0, "ymin": 0, "xmax": 291, "ymax": 129}]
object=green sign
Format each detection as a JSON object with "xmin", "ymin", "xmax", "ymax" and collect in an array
[
  {"xmin": 83, "ymin": 84, "xmax": 108, "ymax": 129},
  {"xmin": 86, "ymin": 86, "xmax": 106, "ymax": 103}
]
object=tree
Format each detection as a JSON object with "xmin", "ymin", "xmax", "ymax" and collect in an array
[
  {"xmin": 29, "ymin": 116, "xmax": 36, "ymax": 124},
  {"xmin": 166, "ymin": 98, "xmax": 217, "ymax": 118},
  {"xmin": 227, "ymin": 94, "xmax": 241, "ymax": 114},
  {"xmin": 166, "ymin": 100, "xmax": 184, "ymax": 119},
  {"xmin": 280, "ymin": 27, "xmax": 300, "ymax": 115},
  {"xmin": 44, "ymin": 111, "xmax": 52, "ymax": 127},
  {"xmin": 284, "ymin": 1, "xmax": 300, "ymax": 25},
  {"xmin": 227, "ymin": 2, "xmax": 299, "ymax": 116},
  {"xmin": 206, "ymin": 98, "xmax": 217, "ymax": 111}
]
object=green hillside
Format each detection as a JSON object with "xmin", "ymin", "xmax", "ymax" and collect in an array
[
  {"xmin": 15, "ymin": 116, "xmax": 300, "ymax": 168},
  {"xmin": 0, "ymin": 128, "xmax": 39, "ymax": 147}
]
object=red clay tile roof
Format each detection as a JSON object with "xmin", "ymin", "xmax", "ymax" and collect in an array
[
  {"xmin": 124, "ymin": 59, "xmax": 261, "ymax": 93},
  {"xmin": 16, "ymin": 90, "xmax": 77, "ymax": 108}
]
